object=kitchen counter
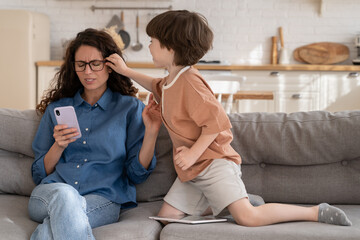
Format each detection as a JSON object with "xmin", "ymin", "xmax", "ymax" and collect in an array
[
  {"xmin": 138, "ymin": 91, "xmax": 274, "ymax": 101},
  {"xmin": 36, "ymin": 61, "xmax": 360, "ymax": 72}
]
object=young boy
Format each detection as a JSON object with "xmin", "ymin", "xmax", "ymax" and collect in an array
[{"xmin": 106, "ymin": 10, "xmax": 352, "ymax": 227}]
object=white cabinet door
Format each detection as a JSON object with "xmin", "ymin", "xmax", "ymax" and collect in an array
[
  {"xmin": 320, "ymin": 71, "xmax": 360, "ymax": 111},
  {"xmin": 235, "ymin": 99, "xmax": 276, "ymax": 113},
  {"xmin": 37, "ymin": 66, "xmax": 60, "ymax": 104},
  {"xmin": 277, "ymin": 92, "xmax": 319, "ymax": 113},
  {"xmin": 233, "ymin": 70, "xmax": 320, "ymax": 113}
]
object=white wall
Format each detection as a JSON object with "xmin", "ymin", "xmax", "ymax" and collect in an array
[{"xmin": 1, "ymin": 0, "xmax": 360, "ymax": 64}]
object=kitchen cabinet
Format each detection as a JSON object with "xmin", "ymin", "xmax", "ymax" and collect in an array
[
  {"xmin": 320, "ymin": 71, "xmax": 360, "ymax": 112},
  {"xmin": 36, "ymin": 62, "xmax": 360, "ymax": 113},
  {"xmin": 234, "ymin": 69, "xmax": 360, "ymax": 113},
  {"xmin": 233, "ymin": 70, "xmax": 320, "ymax": 113}
]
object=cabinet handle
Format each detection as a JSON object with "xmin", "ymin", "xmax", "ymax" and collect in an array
[
  {"xmin": 348, "ymin": 72, "xmax": 359, "ymax": 78},
  {"xmin": 270, "ymin": 71, "xmax": 280, "ymax": 77},
  {"xmin": 291, "ymin": 94, "xmax": 301, "ymax": 99}
]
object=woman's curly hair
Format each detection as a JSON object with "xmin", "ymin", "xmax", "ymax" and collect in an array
[{"xmin": 37, "ymin": 28, "xmax": 138, "ymax": 114}]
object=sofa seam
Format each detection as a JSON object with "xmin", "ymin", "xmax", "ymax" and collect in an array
[
  {"xmin": 0, "ymin": 114, "xmax": 40, "ymax": 123},
  {"xmin": 242, "ymin": 156, "xmax": 360, "ymax": 167},
  {"xmin": 230, "ymin": 114, "xmax": 360, "ymax": 124}
]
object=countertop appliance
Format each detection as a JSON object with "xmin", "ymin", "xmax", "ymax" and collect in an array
[{"xmin": 0, "ymin": 9, "xmax": 50, "ymax": 110}]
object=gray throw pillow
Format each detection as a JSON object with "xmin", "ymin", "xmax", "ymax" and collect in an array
[{"xmin": 0, "ymin": 108, "xmax": 40, "ymax": 196}]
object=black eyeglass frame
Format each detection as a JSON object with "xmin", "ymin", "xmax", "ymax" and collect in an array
[{"xmin": 72, "ymin": 60, "xmax": 107, "ymax": 72}]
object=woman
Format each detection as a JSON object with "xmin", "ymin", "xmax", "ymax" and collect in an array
[{"xmin": 29, "ymin": 28, "xmax": 161, "ymax": 240}]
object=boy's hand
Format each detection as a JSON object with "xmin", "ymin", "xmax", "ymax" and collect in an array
[
  {"xmin": 142, "ymin": 94, "xmax": 162, "ymax": 135},
  {"xmin": 106, "ymin": 53, "xmax": 128, "ymax": 75},
  {"xmin": 174, "ymin": 146, "xmax": 198, "ymax": 171}
]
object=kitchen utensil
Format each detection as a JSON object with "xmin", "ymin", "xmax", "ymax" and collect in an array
[
  {"xmin": 104, "ymin": 25, "xmax": 125, "ymax": 50},
  {"xmin": 131, "ymin": 13, "xmax": 143, "ymax": 51},
  {"xmin": 293, "ymin": 42, "xmax": 349, "ymax": 65},
  {"xmin": 352, "ymin": 35, "xmax": 360, "ymax": 65},
  {"xmin": 106, "ymin": 15, "xmax": 123, "ymax": 32},
  {"xmin": 118, "ymin": 11, "xmax": 130, "ymax": 49},
  {"xmin": 271, "ymin": 36, "xmax": 278, "ymax": 64},
  {"xmin": 293, "ymin": 48, "xmax": 306, "ymax": 63},
  {"xmin": 278, "ymin": 27, "xmax": 290, "ymax": 64}
]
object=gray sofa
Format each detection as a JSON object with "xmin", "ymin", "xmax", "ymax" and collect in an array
[{"xmin": 0, "ymin": 107, "xmax": 359, "ymax": 240}]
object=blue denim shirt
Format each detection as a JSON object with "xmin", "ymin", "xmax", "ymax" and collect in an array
[{"xmin": 31, "ymin": 88, "xmax": 156, "ymax": 208}]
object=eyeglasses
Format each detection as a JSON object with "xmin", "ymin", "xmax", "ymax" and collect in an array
[{"xmin": 73, "ymin": 60, "xmax": 106, "ymax": 72}]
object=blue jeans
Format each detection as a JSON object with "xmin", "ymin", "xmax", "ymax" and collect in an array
[{"xmin": 28, "ymin": 183, "xmax": 121, "ymax": 240}]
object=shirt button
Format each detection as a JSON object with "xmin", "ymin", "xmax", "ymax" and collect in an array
[
  {"xmin": 94, "ymin": 104, "xmax": 98, "ymax": 107},
  {"xmin": 83, "ymin": 141, "xmax": 86, "ymax": 144},
  {"xmin": 85, "ymin": 128, "xmax": 89, "ymax": 131},
  {"xmin": 75, "ymin": 181, "xmax": 78, "ymax": 185},
  {"xmin": 77, "ymin": 165, "xmax": 80, "ymax": 168},
  {"xmin": 84, "ymin": 159, "xmax": 88, "ymax": 162}
]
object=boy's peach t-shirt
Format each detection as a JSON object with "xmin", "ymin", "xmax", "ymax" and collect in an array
[{"xmin": 152, "ymin": 66, "xmax": 241, "ymax": 182}]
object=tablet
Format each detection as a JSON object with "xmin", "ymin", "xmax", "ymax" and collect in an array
[{"xmin": 149, "ymin": 215, "xmax": 227, "ymax": 224}]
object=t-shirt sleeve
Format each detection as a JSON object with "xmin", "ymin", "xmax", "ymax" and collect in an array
[{"xmin": 186, "ymin": 81, "xmax": 232, "ymax": 135}]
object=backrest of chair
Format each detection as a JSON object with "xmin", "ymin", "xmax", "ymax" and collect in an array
[
  {"xmin": 204, "ymin": 74, "xmax": 244, "ymax": 113},
  {"xmin": 205, "ymin": 74, "xmax": 243, "ymax": 94}
]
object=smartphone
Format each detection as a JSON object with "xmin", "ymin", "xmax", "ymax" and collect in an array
[{"xmin": 54, "ymin": 106, "xmax": 82, "ymax": 139}]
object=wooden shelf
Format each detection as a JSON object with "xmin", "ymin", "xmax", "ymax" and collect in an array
[
  {"xmin": 36, "ymin": 61, "xmax": 360, "ymax": 72},
  {"xmin": 217, "ymin": 91, "xmax": 274, "ymax": 100},
  {"xmin": 137, "ymin": 91, "xmax": 273, "ymax": 102}
]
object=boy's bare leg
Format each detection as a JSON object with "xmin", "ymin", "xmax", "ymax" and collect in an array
[
  {"xmin": 228, "ymin": 198, "xmax": 351, "ymax": 227},
  {"xmin": 201, "ymin": 207, "xmax": 213, "ymax": 216},
  {"xmin": 228, "ymin": 198, "xmax": 317, "ymax": 227},
  {"xmin": 157, "ymin": 202, "xmax": 185, "ymax": 225}
]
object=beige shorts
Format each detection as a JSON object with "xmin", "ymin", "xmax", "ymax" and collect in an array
[{"xmin": 164, "ymin": 159, "xmax": 248, "ymax": 216}]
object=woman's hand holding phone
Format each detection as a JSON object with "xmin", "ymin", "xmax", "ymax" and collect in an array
[
  {"xmin": 53, "ymin": 106, "xmax": 82, "ymax": 149},
  {"xmin": 53, "ymin": 124, "xmax": 79, "ymax": 149}
]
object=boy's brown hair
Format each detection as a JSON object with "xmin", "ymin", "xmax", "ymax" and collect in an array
[{"xmin": 146, "ymin": 10, "xmax": 213, "ymax": 66}]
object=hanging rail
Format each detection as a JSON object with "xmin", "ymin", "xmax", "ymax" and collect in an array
[{"xmin": 90, "ymin": 5, "xmax": 172, "ymax": 12}]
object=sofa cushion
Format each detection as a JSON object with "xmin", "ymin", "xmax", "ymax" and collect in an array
[
  {"xmin": 160, "ymin": 205, "xmax": 360, "ymax": 240},
  {"xmin": 229, "ymin": 111, "xmax": 360, "ymax": 204},
  {"xmin": 0, "ymin": 194, "xmax": 163, "ymax": 240},
  {"xmin": 93, "ymin": 201, "xmax": 163, "ymax": 240},
  {"xmin": 0, "ymin": 194, "xmax": 37, "ymax": 240},
  {"xmin": 230, "ymin": 111, "xmax": 360, "ymax": 166},
  {"xmin": 0, "ymin": 108, "xmax": 41, "ymax": 158},
  {"xmin": 0, "ymin": 108, "xmax": 40, "ymax": 196},
  {"xmin": 0, "ymin": 150, "xmax": 35, "ymax": 196}
]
